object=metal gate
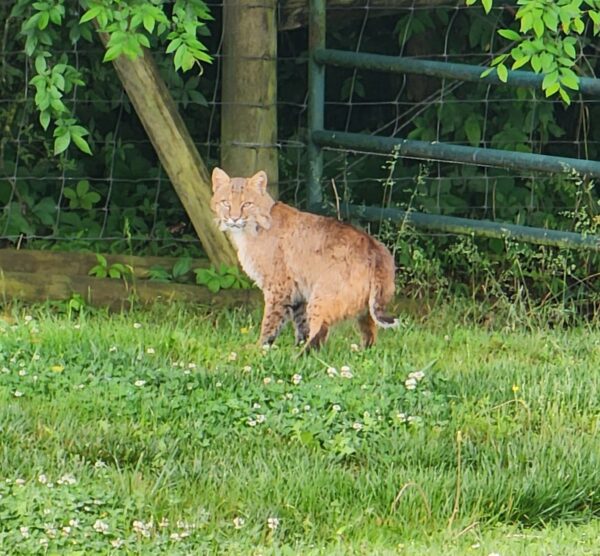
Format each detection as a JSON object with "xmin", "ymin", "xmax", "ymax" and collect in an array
[{"xmin": 306, "ymin": 0, "xmax": 600, "ymax": 251}]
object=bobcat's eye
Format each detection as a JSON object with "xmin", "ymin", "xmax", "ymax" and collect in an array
[
  {"xmin": 241, "ymin": 201, "xmax": 254, "ymax": 209},
  {"xmin": 220, "ymin": 200, "xmax": 231, "ymax": 209}
]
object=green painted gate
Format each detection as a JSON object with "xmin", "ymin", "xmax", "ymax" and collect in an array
[{"xmin": 307, "ymin": 0, "xmax": 600, "ymax": 251}]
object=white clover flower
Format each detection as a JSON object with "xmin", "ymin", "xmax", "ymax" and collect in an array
[
  {"xmin": 159, "ymin": 517, "xmax": 169, "ymax": 528},
  {"xmin": 404, "ymin": 377, "xmax": 417, "ymax": 390},
  {"xmin": 292, "ymin": 373, "xmax": 302, "ymax": 385},
  {"xmin": 170, "ymin": 533, "xmax": 182, "ymax": 541},
  {"xmin": 408, "ymin": 370, "xmax": 425, "ymax": 381},
  {"xmin": 340, "ymin": 366, "xmax": 353, "ymax": 379},
  {"xmin": 61, "ymin": 526, "xmax": 71, "ymax": 535},
  {"xmin": 396, "ymin": 412, "xmax": 407, "ymax": 422},
  {"xmin": 15, "ymin": 478, "xmax": 25, "ymax": 486},
  {"xmin": 109, "ymin": 346, "xmax": 117, "ymax": 353},
  {"xmin": 350, "ymin": 343, "xmax": 359, "ymax": 352},
  {"xmin": 1, "ymin": 367, "xmax": 9, "ymax": 373},
  {"xmin": 57, "ymin": 474, "xmax": 76, "ymax": 486},
  {"xmin": 18, "ymin": 369, "xmax": 27, "ymax": 376},
  {"xmin": 263, "ymin": 377, "xmax": 272, "ymax": 385},
  {"xmin": 133, "ymin": 322, "xmax": 142, "ymax": 329},
  {"xmin": 327, "ymin": 367, "xmax": 338, "ymax": 377},
  {"xmin": 233, "ymin": 516, "xmax": 245, "ymax": 529},
  {"xmin": 111, "ymin": 539, "xmax": 124, "ymax": 548},
  {"xmin": 24, "ymin": 315, "xmax": 33, "ymax": 323},
  {"xmin": 291, "ymin": 407, "xmax": 300, "ymax": 415},
  {"xmin": 39, "ymin": 538, "xmax": 48, "ymax": 546},
  {"xmin": 304, "ymin": 405, "xmax": 311, "ymax": 412},
  {"xmin": 267, "ymin": 517, "xmax": 279, "ymax": 530},
  {"xmin": 20, "ymin": 526, "xmax": 29, "ymax": 538},
  {"xmin": 247, "ymin": 418, "xmax": 257, "ymax": 427},
  {"xmin": 252, "ymin": 403, "xmax": 261, "ymax": 409},
  {"xmin": 134, "ymin": 380, "xmax": 146, "ymax": 387},
  {"xmin": 407, "ymin": 415, "xmax": 422, "ymax": 425},
  {"xmin": 216, "ymin": 381, "xmax": 223, "ymax": 388},
  {"xmin": 188, "ymin": 362, "xmax": 197, "ymax": 369},
  {"xmin": 277, "ymin": 379, "xmax": 284, "ymax": 384},
  {"xmin": 38, "ymin": 474, "xmax": 48, "ymax": 484},
  {"xmin": 132, "ymin": 520, "xmax": 151, "ymax": 538},
  {"xmin": 256, "ymin": 414, "xmax": 266, "ymax": 424},
  {"xmin": 69, "ymin": 519, "xmax": 79, "ymax": 528},
  {"xmin": 184, "ymin": 369, "xmax": 191, "ymax": 375},
  {"xmin": 73, "ymin": 324, "xmax": 80, "ymax": 330},
  {"xmin": 32, "ymin": 354, "xmax": 40, "ymax": 361},
  {"xmin": 243, "ymin": 365, "xmax": 252, "ymax": 373},
  {"xmin": 146, "ymin": 347, "xmax": 155, "ymax": 355},
  {"xmin": 352, "ymin": 422, "xmax": 363, "ymax": 431},
  {"xmin": 13, "ymin": 390, "xmax": 23, "ymax": 398},
  {"xmin": 93, "ymin": 519, "xmax": 109, "ymax": 534},
  {"xmin": 94, "ymin": 460, "xmax": 107, "ymax": 469},
  {"xmin": 228, "ymin": 352, "xmax": 238, "ymax": 361},
  {"xmin": 332, "ymin": 404, "xmax": 341, "ymax": 412}
]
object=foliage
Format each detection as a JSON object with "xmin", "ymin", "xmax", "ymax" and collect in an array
[
  {"xmin": 0, "ymin": 303, "xmax": 599, "ymax": 552},
  {"xmin": 12, "ymin": 0, "xmax": 213, "ymax": 155},
  {"xmin": 467, "ymin": 0, "xmax": 600, "ymax": 103},
  {"xmin": 194, "ymin": 264, "xmax": 252, "ymax": 292},
  {"xmin": 88, "ymin": 253, "xmax": 132, "ymax": 279}
]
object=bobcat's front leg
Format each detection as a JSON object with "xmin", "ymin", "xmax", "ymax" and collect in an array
[{"xmin": 259, "ymin": 289, "xmax": 291, "ymax": 346}]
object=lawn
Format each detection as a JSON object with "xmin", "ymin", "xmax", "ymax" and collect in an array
[{"xmin": 0, "ymin": 301, "xmax": 599, "ymax": 554}]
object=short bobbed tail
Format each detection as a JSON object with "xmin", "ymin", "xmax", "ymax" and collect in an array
[{"xmin": 368, "ymin": 246, "xmax": 399, "ymax": 329}]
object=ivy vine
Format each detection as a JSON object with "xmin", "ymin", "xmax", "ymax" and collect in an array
[{"xmin": 12, "ymin": 0, "xmax": 213, "ymax": 156}]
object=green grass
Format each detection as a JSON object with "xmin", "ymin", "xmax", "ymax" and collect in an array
[{"xmin": 0, "ymin": 302, "xmax": 599, "ymax": 554}]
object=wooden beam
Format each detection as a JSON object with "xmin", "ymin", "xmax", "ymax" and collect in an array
[
  {"xmin": 221, "ymin": 0, "xmax": 279, "ymax": 196},
  {"xmin": 279, "ymin": 0, "xmax": 459, "ymax": 30},
  {"xmin": 0, "ymin": 249, "xmax": 209, "ymax": 280},
  {"xmin": 0, "ymin": 269, "xmax": 260, "ymax": 310},
  {"xmin": 95, "ymin": 33, "xmax": 238, "ymax": 267}
]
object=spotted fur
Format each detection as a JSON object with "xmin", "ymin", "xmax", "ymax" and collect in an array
[{"xmin": 210, "ymin": 168, "xmax": 398, "ymax": 350}]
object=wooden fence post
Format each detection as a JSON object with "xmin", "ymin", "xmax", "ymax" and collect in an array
[
  {"xmin": 97, "ymin": 35, "xmax": 238, "ymax": 268},
  {"xmin": 221, "ymin": 0, "xmax": 279, "ymax": 197}
]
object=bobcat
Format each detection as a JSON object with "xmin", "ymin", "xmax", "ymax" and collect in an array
[{"xmin": 211, "ymin": 167, "xmax": 398, "ymax": 350}]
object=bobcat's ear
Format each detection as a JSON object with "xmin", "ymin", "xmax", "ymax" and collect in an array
[
  {"xmin": 249, "ymin": 171, "xmax": 268, "ymax": 195},
  {"xmin": 212, "ymin": 167, "xmax": 230, "ymax": 192}
]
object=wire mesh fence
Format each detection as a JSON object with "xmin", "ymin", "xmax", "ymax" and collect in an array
[{"xmin": 1, "ymin": 0, "xmax": 599, "ymax": 258}]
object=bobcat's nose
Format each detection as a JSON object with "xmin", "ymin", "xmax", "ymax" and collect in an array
[{"xmin": 226, "ymin": 216, "xmax": 245, "ymax": 229}]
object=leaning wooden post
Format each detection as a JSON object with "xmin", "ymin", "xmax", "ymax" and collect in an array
[
  {"xmin": 221, "ymin": 0, "xmax": 279, "ymax": 197},
  {"xmin": 96, "ymin": 35, "xmax": 238, "ymax": 268}
]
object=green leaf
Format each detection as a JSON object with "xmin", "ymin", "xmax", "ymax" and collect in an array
[
  {"xmin": 143, "ymin": 14, "xmax": 155, "ymax": 33},
  {"xmin": 80, "ymin": 6, "xmax": 103, "ymax": 24},
  {"xmin": 173, "ymin": 257, "xmax": 193, "ymax": 278},
  {"xmin": 498, "ymin": 29, "xmax": 521, "ymax": 41},
  {"xmin": 207, "ymin": 278, "xmax": 221, "ymax": 293},
  {"xmin": 559, "ymin": 87, "xmax": 571, "ymax": 105},
  {"xmin": 54, "ymin": 131, "xmax": 71, "ymax": 155},
  {"xmin": 76, "ymin": 180, "xmax": 90, "ymax": 196},
  {"xmin": 220, "ymin": 275, "xmax": 236, "ymax": 289},
  {"xmin": 481, "ymin": 0, "xmax": 493, "ymax": 14},
  {"xmin": 71, "ymin": 133, "xmax": 92, "ymax": 155},
  {"xmin": 34, "ymin": 55, "xmax": 47, "ymax": 74},
  {"xmin": 464, "ymin": 114, "xmax": 481, "ymax": 146},
  {"xmin": 511, "ymin": 55, "xmax": 530, "ymax": 70},
  {"xmin": 559, "ymin": 68, "xmax": 579, "ymax": 90},
  {"xmin": 39, "ymin": 110, "xmax": 50, "ymax": 130},
  {"xmin": 497, "ymin": 63, "xmax": 508, "ymax": 82},
  {"xmin": 103, "ymin": 45, "xmax": 122, "ymax": 62}
]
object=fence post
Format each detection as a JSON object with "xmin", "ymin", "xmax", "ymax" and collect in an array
[
  {"xmin": 221, "ymin": 0, "xmax": 279, "ymax": 197},
  {"xmin": 307, "ymin": 0, "xmax": 325, "ymax": 209}
]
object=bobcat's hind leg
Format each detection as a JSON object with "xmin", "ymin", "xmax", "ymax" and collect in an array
[
  {"xmin": 358, "ymin": 313, "xmax": 377, "ymax": 348},
  {"xmin": 259, "ymin": 289, "xmax": 291, "ymax": 346},
  {"xmin": 302, "ymin": 296, "xmax": 334, "ymax": 353},
  {"xmin": 289, "ymin": 301, "xmax": 309, "ymax": 345}
]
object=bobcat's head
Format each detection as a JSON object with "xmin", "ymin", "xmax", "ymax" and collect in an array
[{"xmin": 211, "ymin": 168, "xmax": 275, "ymax": 233}]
